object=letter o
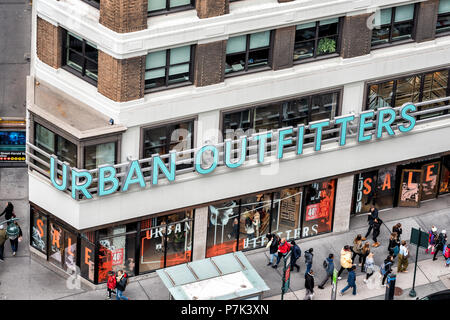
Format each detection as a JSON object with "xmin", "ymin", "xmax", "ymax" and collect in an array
[{"xmin": 195, "ymin": 145, "xmax": 218, "ymax": 175}]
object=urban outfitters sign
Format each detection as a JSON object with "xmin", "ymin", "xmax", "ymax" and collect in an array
[{"xmin": 49, "ymin": 105, "xmax": 417, "ymax": 200}]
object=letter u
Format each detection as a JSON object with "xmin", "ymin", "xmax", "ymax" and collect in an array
[
  {"xmin": 50, "ymin": 155, "xmax": 68, "ymax": 191},
  {"xmin": 224, "ymin": 137, "xmax": 247, "ymax": 169}
]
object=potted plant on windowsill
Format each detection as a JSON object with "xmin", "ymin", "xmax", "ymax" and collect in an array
[{"xmin": 317, "ymin": 38, "xmax": 336, "ymax": 55}]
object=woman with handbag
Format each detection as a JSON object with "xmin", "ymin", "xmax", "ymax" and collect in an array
[{"xmin": 9, "ymin": 221, "xmax": 22, "ymax": 256}]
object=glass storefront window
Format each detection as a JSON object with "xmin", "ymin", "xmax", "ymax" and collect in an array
[
  {"xmin": 271, "ymin": 187, "xmax": 303, "ymax": 240},
  {"xmin": 64, "ymin": 230, "xmax": 77, "ymax": 271},
  {"xmin": 302, "ymin": 179, "xmax": 336, "ymax": 238},
  {"xmin": 420, "ymin": 162, "xmax": 441, "ymax": 201},
  {"xmin": 49, "ymin": 222, "xmax": 64, "ymax": 267},
  {"xmin": 31, "ymin": 207, "xmax": 48, "ymax": 254},
  {"xmin": 440, "ymin": 156, "xmax": 450, "ymax": 194},
  {"xmin": 80, "ymin": 232, "xmax": 96, "ymax": 282},
  {"xmin": 206, "ymin": 201, "xmax": 240, "ymax": 258},
  {"xmin": 140, "ymin": 211, "xmax": 193, "ymax": 273}
]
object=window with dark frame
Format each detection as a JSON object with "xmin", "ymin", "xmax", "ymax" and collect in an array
[
  {"xmin": 293, "ymin": 18, "xmax": 341, "ymax": 62},
  {"xmin": 366, "ymin": 68, "xmax": 450, "ymax": 120},
  {"xmin": 225, "ymin": 31, "xmax": 273, "ymax": 76},
  {"xmin": 371, "ymin": 4, "xmax": 417, "ymax": 47},
  {"xmin": 436, "ymin": 0, "xmax": 450, "ymax": 35},
  {"xmin": 81, "ymin": 0, "xmax": 100, "ymax": 9},
  {"xmin": 142, "ymin": 119, "xmax": 195, "ymax": 170},
  {"xmin": 62, "ymin": 30, "xmax": 98, "ymax": 85},
  {"xmin": 145, "ymin": 46, "xmax": 194, "ymax": 91},
  {"xmin": 148, "ymin": 0, "xmax": 195, "ymax": 16}
]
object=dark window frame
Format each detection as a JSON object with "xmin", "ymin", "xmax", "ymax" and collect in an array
[
  {"xmin": 225, "ymin": 31, "xmax": 274, "ymax": 78},
  {"xmin": 436, "ymin": 0, "xmax": 450, "ymax": 36},
  {"xmin": 81, "ymin": 0, "xmax": 100, "ymax": 9},
  {"xmin": 144, "ymin": 45, "xmax": 195, "ymax": 93},
  {"xmin": 293, "ymin": 17, "xmax": 343, "ymax": 64},
  {"xmin": 371, "ymin": 4, "xmax": 418, "ymax": 49},
  {"xmin": 61, "ymin": 29, "xmax": 98, "ymax": 86},
  {"xmin": 147, "ymin": 0, "xmax": 195, "ymax": 17}
]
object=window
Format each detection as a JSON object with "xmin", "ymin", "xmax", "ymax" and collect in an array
[
  {"xmin": 371, "ymin": 4, "xmax": 416, "ymax": 47},
  {"xmin": 142, "ymin": 120, "xmax": 194, "ymax": 169},
  {"xmin": 223, "ymin": 91, "xmax": 340, "ymax": 139},
  {"xmin": 148, "ymin": 0, "xmax": 195, "ymax": 16},
  {"xmin": 84, "ymin": 142, "xmax": 116, "ymax": 170},
  {"xmin": 366, "ymin": 68, "xmax": 450, "ymax": 120},
  {"xmin": 145, "ymin": 46, "xmax": 194, "ymax": 91},
  {"xmin": 62, "ymin": 30, "xmax": 98, "ymax": 85},
  {"xmin": 225, "ymin": 31, "xmax": 272, "ymax": 75},
  {"xmin": 31, "ymin": 206, "xmax": 48, "ymax": 254},
  {"xmin": 437, "ymin": 0, "xmax": 450, "ymax": 35},
  {"xmin": 80, "ymin": 232, "xmax": 96, "ymax": 283},
  {"xmin": 82, "ymin": 0, "xmax": 100, "ymax": 9},
  {"xmin": 294, "ymin": 18, "xmax": 341, "ymax": 62}
]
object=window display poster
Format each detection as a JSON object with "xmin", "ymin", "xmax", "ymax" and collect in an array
[
  {"xmin": 399, "ymin": 169, "xmax": 422, "ymax": 207},
  {"xmin": 353, "ymin": 171, "xmax": 378, "ymax": 214},
  {"xmin": 375, "ymin": 166, "xmax": 396, "ymax": 210},
  {"xmin": 302, "ymin": 179, "xmax": 336, "ymax": 238},
  {"xmin": 439, "ymin": 156, "xmax": 450, "ymax": 194},
  {"xmin": 112, "ymin": 248, "xmax": 124, "ymax": 266},
  {"xmin": 31, "ymin": 209, "xmax": 47, "ymax": 253},
  {"xmin": 421, "ymin": 162, "xmax": 441, "ymax": 201}
]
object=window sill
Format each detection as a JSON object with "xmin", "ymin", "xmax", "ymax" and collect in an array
[
  {"xmin": 293, "ymin": 52, "xmax": 340, "ymax": 66},
  {"xmin": 144, "ymin": 81, "xmax": 193, "ymax": 94},
  {"xmin": 370, "ymin": 39, "xmax": 415, "ymax": 51},
  {"xmin": 224, "ymin": 66, "xmax": 272, "ymax": 79},
  {"xmin": 148, "ymin": 6, "xmax": 195, "ymax": 17},
  {"xmin": 61, "ymin": 65, "xmax": 98, "ymax": 87}
]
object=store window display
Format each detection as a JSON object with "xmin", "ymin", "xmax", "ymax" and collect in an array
[
  {"xmin": 440, "ymin": 156, "xmax": 450, "ymax": 194},
  {"xmin": 271, "ymin": 188, "xmax": 303, "ymax": 241},
  {"xmin": 31, "ymin": 207, "xmax": 47, "ymax": 254}
]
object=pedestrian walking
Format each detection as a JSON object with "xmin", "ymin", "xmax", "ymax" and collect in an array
[
  {"xmin": 362, "ymin": 206, "xmax": 379, "ymax": 241},
  {"xmin": 387, "ymin": 232, "xmax": 400, "ymax": 257},
  {"xmin": 426, "ymin": 226, "xmax": 438, "ymax": 254},
  {"xmin": 8, "ymin": 221, "xmax": 22, "ymax": 256},
  {"xmin": 340, "ymin": 265, "xmax": 357, "ymax": 296},
  {"xmin": 273, "ymin": 238, "xmax": 291, "ymax": 268},
  {"xmin": 337, "ymin": 245, "xmax": 353, "ymax": 279},
  {"xmin": 106, "ymin": 271, "xmax": 117, "ymax": 299},
  {"xmin": 0, "ymin": 202, "xmax": 15, "ymax": 221},
  {"xmin": 266, "ymin": 233, "xmax": 280, "ymax": 266},
  {"xmin": 318, "ymin": 254, "xmax": 334, "ymax": 289},
  {"xmin": 363, "ymin": 252, "xmax": 375, "ymax": 283},
  {"xmin": 290, "ymin": 240, "xmax": 301, "ymax": 272},
  {"xmin": 444, "ymin": 244, "xmax": 450, "ymax": 267},
  {"xmin": 433, "ymin": 230, "xmax": 447, "ymax": 261},
  {"xmin": 392, "ymin": 223, "xmax": 403, "ymax": 241},
  {"xmin": 360, "ymin": 242, "xmax": 371, "ymax": 272},
  {"xmin": 0, "ymin": 224, "xmax": 8, "ymax": 262},
  {"xmin": 351, "ymin": 234, "xmax": 364, "ymax": 264},
  {"xmin": 304, "ymin": 248, "xmax": 314, "ymax": 276},
  {"xmin": 381, "ymin": 255, "xmax": 394, "ymax": 286},
  {"xmin": 397, "ymin": 240, "xmax": 409, "ymax": 273},
  {"xmin": 371, "ymin": 218, "xmax": 383, "ymax": 247},
  {"xmin": 115, "ymin": 270, "xmax": 130, "ymax": 300},
  {"xmin": 304, "ymin": 269, "xmax": 315, "ymax": 300}
]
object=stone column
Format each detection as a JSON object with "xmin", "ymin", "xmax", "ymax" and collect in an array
[
  {"xmin": 340, "ymin": 13, "xmax": 372, "ymax": 59},
  {"xmin": 36, "ymin": 17, "xmax": 62, "ymax": 69},
  {"xmin": 272, "ymin": 26, "xmax": 296, "ymax": 71},
  {"xmin": 192, "ymin": 206, "xmax": 209, "ymax": 261},
  {"xmin": 415, "ymin": 0, "xmax": 439, "ymax": 43},
  {"xmin": 194, "ymin": 40, "xmax": 226, "ymax": 87},
  {"xmin": 97, "ymin": 51, "xmax": 145, "ymax": 102},
  {"xmin": 333, "ymin": 175, "xmax": 354, "ymax": 233},
  {"xmin": 196, "ymin": 0, "xmax": 229, "ymax": 19},
  {"xmin": 99, "ymin": 0, "xmax": 147, "ymax": 33}
]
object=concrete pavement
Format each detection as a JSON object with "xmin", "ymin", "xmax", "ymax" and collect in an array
[{"xmin": 0, "ymin": 167, "xmax": 449, "ymax": 300}]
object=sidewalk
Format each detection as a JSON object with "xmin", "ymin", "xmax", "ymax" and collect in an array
[{"xmin": 0, "ymin": 167, "xmax": 449, "ymax": 300}]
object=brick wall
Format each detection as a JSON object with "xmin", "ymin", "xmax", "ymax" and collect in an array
[
  {"xmin": 99, "ymin": 0, "xmax": 147, "ymax": 33},
  {"xmin": 341, "ymin": 13, "xmax": 372, "ymax": 59},
  {"xmin": 97, "ymin": 51, "xmax": 145, "ymax": 102},
  {"xmin": 415, "ymin": 0, "xmax": 439, "ymax": 43},
  {"xmin": 194, "ymin": 41, "xmax": 226, "ymax": 87},
  {"xmin": 36, "ymin": 17, "xmax": 62, "ymax": 69},
  {"xmin": 272, "ymin": 26, "xmax": 296, "ymax": 71},
  {"xmin": 196, "ymin": 0, "xmax": 229, "ymax": 19}
]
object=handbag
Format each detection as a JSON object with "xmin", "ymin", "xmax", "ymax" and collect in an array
[{"xmin": 266, "ymin": 239, "xmax": 273, "ymax": 249}]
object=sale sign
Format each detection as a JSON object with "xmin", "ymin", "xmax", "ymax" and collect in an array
[
  {"xmin": 112, "ymin": 248, "xmax": 124, "ymax": 266},
  {"xmin": 305, "ymin": 203, "xmax": 320, "ymax": 221}
]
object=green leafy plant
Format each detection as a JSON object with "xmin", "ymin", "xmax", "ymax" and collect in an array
[{"xmin": 317, "ymin": 38, "xmax": 336, "ymax": 55}]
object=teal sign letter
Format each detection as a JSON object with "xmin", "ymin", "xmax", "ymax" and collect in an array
[
  {"xmin": 50, "ymin": 155, "xmax": 68, "ymax": 191},
  {"xmin": 277, "ymin": 127, "xmax": 293, "ymax": 159},
  {"xmin": 398, "ymin": 104, "xmax": 417, "ymax": 133},
  {"xmin": 71, "ymin": 169, "xmax": 93, "ymax": 199},
  {"xmin": 195, "ymin": 145, "xmax": 218, "ymax": 174},
  {"xmin": 122, "ymin": 160, "xmax": 146, "ymax": 192},
  {"xmin": 98, "ymin": 166, "xmax": 119, "ymax": 197},
  {"xmin": 224, "ymin": 137, "xmax": 247, "ymax": 168},
  {"xmin": 152, "ymin": 152, "xmax": 176, "ymax": 185}
]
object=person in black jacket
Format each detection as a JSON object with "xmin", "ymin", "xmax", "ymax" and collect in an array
[
  {"xmin": 433, "ymin": 230, "xmax": 447, "ymax": 261},
  {"xmin": 362, "ymin": 207, "xmax": 378, "ymax": 241},
  {"xmin": 266, "ymin": 233, "xmax": 280, "ymax": 266},
  {"xmin": 304, "ymin": 269, "xmax": 315, "ymax": 300},
  {"xmin": 371, "ymin": 218, "xmax": 383, "ymax": 247},
  {"xmin": 392, "ymin": 223, "xmax": 402, "ymax": 241},
  {"xmin": 115, "ymin": 270, "xmax": 129, "ymax": 300},
  {"xmin": 0, "ymin": 202, "xmax": 15, "ymax": 221},
  {"xmin": 290, "ymin": 240, "xmax": 301, "ymax": 272},
  {"xmin": 9, "ymin": 221, "xmax": 22, "ymax": 256},
  {"xmin": 381, "ymin": 255, "xmax": 394, "ymax": 286}
]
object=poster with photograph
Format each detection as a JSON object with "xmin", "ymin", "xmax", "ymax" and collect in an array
[
  {"xmin": 421, "ymin": 162, "xmax": 441, "ymax": 201},
  {"xmin": 353, "ymin": 171, "xmax": 378, "ymax": 214},
  {"xmin": 439, "ymin": 157, "xmax": 450, "ymax": 194},
  {"xmin": 375, "ymin": 166, "xmax": 396, "ymax": 210},
  {"xmin": 398, "ymin": 169, "xmax": 422, "ymax": 207}
]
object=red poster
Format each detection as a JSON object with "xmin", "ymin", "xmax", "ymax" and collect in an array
[
  {"xmin": 112, "ymin": 248, "xmax": 124, "ymax": 266},
  {"xmin": 305, "ymin": 203, "xmax": 320, "ymax": 221}
]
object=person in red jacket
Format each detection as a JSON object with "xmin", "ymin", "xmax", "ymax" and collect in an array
[
  {"xmin": 106, "ymin": 271, "xmax": 116, "ymax": 300},
  {"xmin": 273, "ymin": 238, "xmax": 291, "ymax": 269}
]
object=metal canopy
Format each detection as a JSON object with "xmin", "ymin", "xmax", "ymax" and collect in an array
[{"xmin": 156, "ymin": 251, "xmax": 270, "ymax": 300}]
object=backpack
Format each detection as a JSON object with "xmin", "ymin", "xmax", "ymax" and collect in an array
[
  {"xmin": 429, "ymin": 231, "xmax": 436, "ymax": 244},
  {"xmin": 445, "ymin": 247, "xmax": 450, "ymax": 259},
  {"xmin": 380, "ymin": 261, "xmax": 392, "ymax": 275},
  {"xmin": 323, "ymin": 259, "xmax": 328, "ymax": 269}
]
